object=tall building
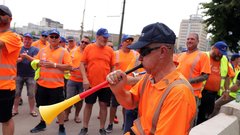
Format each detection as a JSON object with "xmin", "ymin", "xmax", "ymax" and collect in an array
[{"xmin": 177, "ymin": 14, "xmax": 209, "ymax": 52}]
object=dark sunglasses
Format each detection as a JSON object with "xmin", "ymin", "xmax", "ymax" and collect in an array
[
  {"xmin": 49, "ymin": 35, "xmax": 59, "ymax": 39},
  {"xmin": 81, "ymin": 41, "xmax": 89, "ymax": 45},
  {"xmin": 139, "ymin": 47, "xmax": 160, "ymax": 57},
  {"xmin": 42, "ymin": 35, "xmax": 48, "ymax": 38}
]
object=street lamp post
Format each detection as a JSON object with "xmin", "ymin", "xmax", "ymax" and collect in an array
[
  {"xmin": 118, "ymin": 0, "xmax": 126, "ymax": 45},
  {"xmin": 80, "ymin": 0, "xmax": 87, "ymax": 40},
  {"xmin": 91, "ymin": 16, "xmax": 96, "ymax": 39}
]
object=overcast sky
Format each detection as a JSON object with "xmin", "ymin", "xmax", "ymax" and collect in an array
[{"xmin": 2, "ymin": 0, "xmax": 210, "ymax": 35}]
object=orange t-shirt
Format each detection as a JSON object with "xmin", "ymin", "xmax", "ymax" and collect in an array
[
  {"xmin": 32, "ymin": 40, "xmax": 49, "ymax": 50},
  {"xmin": 115, "ymin": 50, "xmax": 139, "ymax": 90},
  {"xmin": 177, "ymin": 50, "xmax": 211, "ymax": 97},
  {"xmin": 130, "ymin": 70, "xmax": 196, "ymax": 135},
  {"xmin": 35, "ymin": 46, "xmax": 72, "ymax": 88},
  {"xmin": 0, "ymin": 31, "xmax": 22, "ymax": 90},
  {"xmin": 69, "ymin": 47, "xmax": 83, "ymax": 82},
  {"xmin": 115, "ymin": 50, "xmax": 138, "ymax": 71},
  {"xmin": 204, "ymin": 58, "xmax": 235, "ymax": 91},
  {"xmin": 81, "ymin": 43, "xmax": 115, "ymax": 87}
]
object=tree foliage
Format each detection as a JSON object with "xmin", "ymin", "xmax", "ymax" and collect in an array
[{"xmin": 201, "ymin": 0, "xmax": 240, "ymax": 52}]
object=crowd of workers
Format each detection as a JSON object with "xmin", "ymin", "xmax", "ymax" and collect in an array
[{"xmin": 1, "ymin": 4, "xmax": 240, "ymax": 135}]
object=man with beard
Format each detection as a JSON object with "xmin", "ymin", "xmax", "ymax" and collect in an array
[{"xmin": 197, "ymin": 41, "xmax": 235, "ymax": 124}]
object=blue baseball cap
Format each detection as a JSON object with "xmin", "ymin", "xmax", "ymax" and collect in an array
[
  {"xmin": 60, "ymin": 36, "xmax": 67, "ymax": 43},
  {"xmin": 121, "ymin": 34, "xmax": 134, "ymax": 42},
  {"xmin": 23, "ymin": 33, "xmax": 33, "ymax": 39},
  {"xmin": 128, "ymin": 22, "xmax": 176, "ymax": 49},
  {"xmin": 67, "ymin": 36, "xmax": 74, "ymax": 41},
  {"xmin": 48, "ymin": 29, "xmax": 60, "ymax": 36},
  {"xmin": 214, "ymin": 41, "xmax": 228, "ymax": 55},
  {"xmin": 96, "ymin": 28, "xmax": 110, "ymax": 38},
  {"xmin": 231, "ymin": 53, "xmax": 240, "ymax": 61},
  {"xmin": 41, "ymin": 31, "xmax": 48, "ymax": 36}
]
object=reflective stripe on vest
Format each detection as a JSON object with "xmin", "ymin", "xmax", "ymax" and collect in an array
[
  {"xmin": 70, "ymin": 74, "xmax": 82, "ymax": 80},
  {"xmin": 38, "ymin": 77, "xmax": 63, "ymax": 82},
  {"xmin": 189, "ymin": 51, "xmax": 204, "ymax": 91},
  {"xmin": 0, "ymin": 50, "xmax": 17, "ymax": 81},
  {"xmin": 205, "ymin": 52, "xmax": 228, "ymax": 93},
  {"xmin": 0, "ymin": 76, "xmax": 15, "ymax": 80},
  {"xmin": 229, "ymin": 70, "xmax": 240, "ymax": 98},
  {"xmin": 133, "ymin": 75, "xmax": 195, "ymax": 134}
]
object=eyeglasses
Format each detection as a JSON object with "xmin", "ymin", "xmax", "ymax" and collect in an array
[
  {"xmin": 139, "ymin": 47, "xmax": 160, "ymax": 57},
  {"xmin": 42, "ymin": 35, "xmax": 48, "ymax": 38},
  {"xmin": 81, "ymin": 41, "xmax": 89, "ymax": 45},
  {"xmin": 49, "ymin": 35, "xmax": 59, "ymax": 39}
]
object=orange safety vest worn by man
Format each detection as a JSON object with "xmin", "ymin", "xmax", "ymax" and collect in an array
[
  {"xmin": 177, "ymin": 33, "xmax": 211, "ymax": 98},
  {"xmin": 64, "ymin": 36, "xmax": 91, "ymax": 122},
  {"xmin": 0, "ymin": 5, "xmax": 22, "ymax": 135},
  {"xmin": 107, "ymin": 22, "xmax": 196, "ymax": 135},
  {"xmin": 30, "ymin": 29, "xmax": 72, "ymax": 135},
  {"xmin": 32, "ymin": 31, "xmax": 49, "ymax": 50}
]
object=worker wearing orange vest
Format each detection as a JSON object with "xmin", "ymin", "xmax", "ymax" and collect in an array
[
  {"xmin": 177, "ymin": 33, "xmax": 211, "ymax": 125},
  {"xmin": 177, "ymin": 33, "xmax": 211, "ymax": 98},
  {"xmin": 32, "ymin": 31, "xmax": 49, "ymax": 50},
  {"xmin": 106, "ymin": 34, "xmax": 138, "ymax": 133},
  {"xmin": 107, "ymin": 22, "xmax": 196, "ymax": 135},
  {"xmin": 30, "ymin": 29, "xmax": 72, "ymax": 135},
  {"xmin": 64, "ymin": 36, "xmax": 90, "ymax": 123},
  {"xmin": 197, "ymin": 41, "xmax": 235, "ymax": 124},
  {"xmin": 0, "ymin": 5, "xmax": 22, "ymax": 135}
]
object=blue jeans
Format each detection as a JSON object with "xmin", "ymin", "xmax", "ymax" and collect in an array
[{"xmin": 124, "ymin": 108, "xmax": 138, "ymax": 134}]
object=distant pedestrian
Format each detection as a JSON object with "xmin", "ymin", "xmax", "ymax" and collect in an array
[
  {"xmin": 32, "ymin": 31, "xmax": 49, "ymax": 50},
  {"xmin": 0, "ymin": 5, "xmax": 22, "ymax": 135}
]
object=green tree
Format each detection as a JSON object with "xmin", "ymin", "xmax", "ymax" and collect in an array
[{"xmin": 201, "ymin": 0, "xmax": 240, "ymax": 52}]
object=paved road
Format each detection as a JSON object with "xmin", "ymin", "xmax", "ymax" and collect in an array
[{"xmin": 0, "ymin": 86, "xmax": 124, "ymax": 135}]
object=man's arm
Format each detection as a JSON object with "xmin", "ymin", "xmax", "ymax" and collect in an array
[
  {"xmin": 127, "ymin": 75, "xmax": 142, "ymax": 85},
  {"xmin": 189, "ymin": 73, "xmax": 209, "ymax": 84},
  {"xmin": 107, "ymin": 70, "xmax": 138, "ymax": 109},
  {"xmin": 80, "ymin": 62, "xmax": 90, "ymax": 90},
  {"xmin": 39, "ymin": 61, "xmax": 72, "ymax": 71}
]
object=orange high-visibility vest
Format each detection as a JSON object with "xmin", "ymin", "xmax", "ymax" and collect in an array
[
  {"xmin": 0, "ymin": 31, "xmax": 22, "ymax": 90},
  {"xmin": 37, "ymin": 47, "xmax": 66, "ymax": 88}
]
